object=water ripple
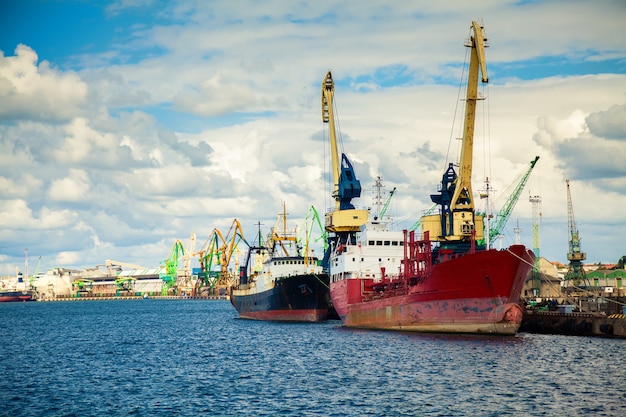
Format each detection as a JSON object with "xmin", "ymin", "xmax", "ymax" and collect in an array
[{"xmin": 1, "ymin": 300, "xmax": 624, "ymax": 416}]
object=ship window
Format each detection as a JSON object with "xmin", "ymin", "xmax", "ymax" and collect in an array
[
  {"xmin": 399, "ymin": 241, "xmax": 404, "ymax": 246},
  {"xmin": 384, "ymin": 241, "xmax": 390, "ymax": 246},
  {"xmin": 392, "ymin": 241, "xmax": 398, "ymax": 246},
  {"xmin": 368, "ymin": 240, "xmax": 374, "ymax": 246},
  {"xmin": 352, "ymin": 258, "xmax": 356, "ymax": 262},
  {"xmin": 376, "ymin": 240, "xmax": 382, "ymax": 245}
]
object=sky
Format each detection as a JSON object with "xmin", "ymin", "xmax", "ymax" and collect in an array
[{"xmin": 1, "ymin": 0, "xmax": 625, "ymax": 276}]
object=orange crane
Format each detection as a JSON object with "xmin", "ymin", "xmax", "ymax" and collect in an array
[{"xmin": 195, "ymin": 219, "xmax": 247, "ymax": 296}]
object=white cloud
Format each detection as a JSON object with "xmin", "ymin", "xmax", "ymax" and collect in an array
[
  {"xmin": 48, "ymin": 169, "xmax": 91, "ymax": 202},
  {"xmin": 1, "ymin": 1, "xmax": 625, "ymax": 275},
  {"xmin": 0, "ymin": 45, "xmax": 88, "ymax": 121},
  {"xmin": 0, "ymin": 200, "xmax": 77, "ymax": 230}
]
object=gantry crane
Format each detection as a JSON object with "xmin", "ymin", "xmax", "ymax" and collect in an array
[
  {"xmin": 564, "ymin": 179, "xmax": 589, "ymax": 291},
  {"xmin": 321, "ymin": 70, "xmax": 369, "ymax": 269},
  {"xmin": 421, "ymin": 21, "xmax": 488, "ymax": 247}
]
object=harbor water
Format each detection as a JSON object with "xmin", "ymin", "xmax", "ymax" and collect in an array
[{"xmin": 1, "ymin": 300, "xmax": 624, "ymax": 417}]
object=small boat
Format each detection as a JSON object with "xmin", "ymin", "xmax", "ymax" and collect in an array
[{"xmin": 230, "ymin": 204, "xmax": 331, "ymax": 321}]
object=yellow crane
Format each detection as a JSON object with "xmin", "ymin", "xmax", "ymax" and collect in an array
[
  {"xmin": 321, "ymin": 70, "xmax": 369, "ymax": 234},
  {"xmin": 421, "ymin": 21, "xmax": 488, "ymax": 243},
  {"xmin": 196, "ymin": 219, "xmax": 247, "ymax": 296},
  {"xmin": 321, "ymin": 70, "xmax": 369, "ymax": 269}
]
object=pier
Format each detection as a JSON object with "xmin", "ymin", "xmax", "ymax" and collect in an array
[{"xmin": 521, "ymin": 310, "xmax": 626, "ymax": 338}]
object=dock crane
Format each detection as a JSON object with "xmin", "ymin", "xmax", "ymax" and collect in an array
[
  {"xmin": 160, "ymin": 240, "xmax": 185, "ymax": 295},
  {"xmin": 421, "ymin": 20, "xmax": 488, "ymax": 247},
  {"xmin": 485, "ymin": 156, "xmax": 540, "ymax": 247},
  {"xmin": 300, "ymin": 205, "xmax": 328, "ymax": 265},
  {"xmin": 195, "ymin": 228, "xmax": 226, "ymax": 296},
  {"xmin": 564, "ymin": 179, "xmax": 589, "ymax": 292},
  {"xmin": 321, "ymin": 70, "xmax": 369, "ymax": 269},
  {"xmin": 196, "ymin": 219, "xmax": 247, "ymax": 296}
]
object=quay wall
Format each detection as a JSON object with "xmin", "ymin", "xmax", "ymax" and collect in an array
[{"xmin": 521, "ymin": 310, "xmax": 626, "ymax": 338}]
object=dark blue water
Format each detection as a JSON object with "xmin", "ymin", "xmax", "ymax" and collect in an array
[{"xmin": 1, "ymin": 300, "xmax": 624, "ymax": 417}]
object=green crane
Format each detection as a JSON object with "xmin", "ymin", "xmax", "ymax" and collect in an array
[
  {"xmin": 487, "ymin": 156, "xmax": 540, "ymax": 246},
  {"xmin": 160, "ymin": 240, "xmax": 185, "ymax": 296},
  {"xmin": 564, "ymin": 179, "xmax": 588, "ymax": 291},
  {"xmin": 378, "ymin": 187, "xmax": 396, "ymax": 221},
  {"xmin": 303, "ymin": 205, "xmax": 327, "ymax": 249}
]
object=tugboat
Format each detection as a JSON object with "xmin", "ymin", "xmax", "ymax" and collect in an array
[
  {"xmin": 323, "ymin": 21, "xmax": 535, "ymax": 335},
  {"xmin": 230, "ymin": 204, "xmax": 331, "ymax": 321}
]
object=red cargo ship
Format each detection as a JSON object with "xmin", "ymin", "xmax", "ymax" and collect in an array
[
  {"xmin": 329, "ymin": 226, "xmax": 534, "ymax": 334},
  {"xmin": 322, "ymin": 21, "xmax": 534, "ymax": 334}
]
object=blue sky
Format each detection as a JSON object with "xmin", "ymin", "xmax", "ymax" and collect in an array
[{"xmin": 1, "ymin": 0, "xmax": 625, "ymax": 276}]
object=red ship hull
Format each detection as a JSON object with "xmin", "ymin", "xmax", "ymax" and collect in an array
[
  {"xmin": 232, "ymin": 307, "xmax": 328, "ymax": 322},
  {"xmin": 330, "ymin": 245, "xmax": 534, "ymax": 335}
]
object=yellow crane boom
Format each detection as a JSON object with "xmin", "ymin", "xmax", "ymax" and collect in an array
[{"xmin": 321, "ymin": 70, "xmax": 368, "ymax": 233}]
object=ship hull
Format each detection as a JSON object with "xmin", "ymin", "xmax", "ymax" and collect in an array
[
  {"xmin": 331, "ymin": 245, "xmax": 534, "ymax": 335},
  {"xmin": 230, "ymin": 273, "xmax": 331, "ymax": 322},
  {"xmin": 0, "ymin": 291, "xmax": 34, "ymax": 302}
]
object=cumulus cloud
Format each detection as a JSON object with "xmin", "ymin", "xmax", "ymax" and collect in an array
[
  {"xmin": 531, "ymin": 105, "xmax": 626, "ymax": 191},
  {"xmin": 1, "ymin": 2, "xmax": 626, "ymax": 274},
  {"xmin": 0, "ymin": 45, "xmax": 88, "ymax": 121},
  {"xmin": 0, "ymin": 199, "xmax": 77, "ymax": 230},
  {"xmin": 586, "ymin": 104, "xmax": 626, "ymax": 140},
  {"xmin": 172, "ymin": 73, "xmax": 258, "ymax": 116},
  {"xmin": 158, "ymin": 128, "xmax": 213, "ymax": 167},
  {"xmin": 48, "ymin": 169, "xmax": 91, "ymax": 202},
  {"xmin": 53, "ymin": 118, "xmax": 136, "ymax": 168}
]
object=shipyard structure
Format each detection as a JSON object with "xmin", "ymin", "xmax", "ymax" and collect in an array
[{"xmin": 16, "ymin": 259, "xmax": 221, "ymax": 301}]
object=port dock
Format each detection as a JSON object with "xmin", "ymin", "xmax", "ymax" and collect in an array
[{"xmin": 521, "ymin": 310, "xmax": 626, "ymax": 338}]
